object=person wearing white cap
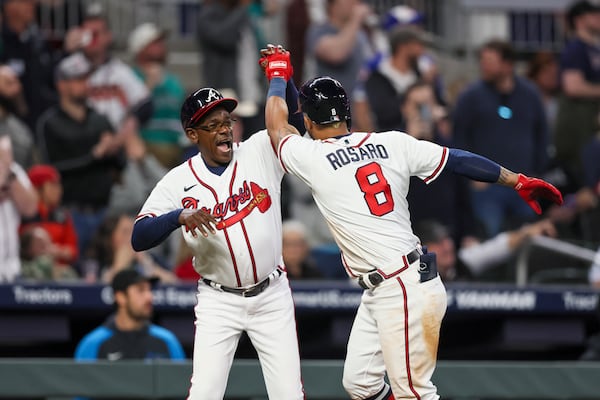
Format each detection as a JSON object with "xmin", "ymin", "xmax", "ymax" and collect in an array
[{"xmin": 128, "ymin": 23, "xmax": 186, "ymax": 170}]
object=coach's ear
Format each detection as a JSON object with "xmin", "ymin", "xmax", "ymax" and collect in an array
[{"xmin": 185, "ymin": 127, "xmax": 199, "ymax": 144}]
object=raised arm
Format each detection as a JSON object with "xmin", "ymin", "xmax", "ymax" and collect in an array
[
  {"xmin": 445, "ymin": 148, "xmax": 563, "ymax": 214},
  {"xmin": 261, "ymin": 46, "xmax": 301, "ymax": 148}
]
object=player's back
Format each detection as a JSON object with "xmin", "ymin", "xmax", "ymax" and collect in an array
[{"xmin": 279, "ymin": 130, "xmax": 447, "ymax": 274}]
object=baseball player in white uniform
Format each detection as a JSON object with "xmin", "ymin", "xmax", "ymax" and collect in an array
[
  {"xmin": 260, "ymin": 46, "xmax": 563, "ymax": 399},
  {"xmin": 131, "ymin": 88, "xmax": 304, "ymax": 399}
]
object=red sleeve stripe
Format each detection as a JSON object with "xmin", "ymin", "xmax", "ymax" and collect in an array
[
  {"xmin": 424, "ymin": 147, "xmax": 448, "ymax": 184},
  {"xmin": 277, "ymin": 135, "xmax": 294, "ymax": 173},
  {"xmin": 135, "ymin": 212, "xmax": 156, "ymax": 222}
]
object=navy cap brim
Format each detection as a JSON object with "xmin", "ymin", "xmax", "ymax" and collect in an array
[{"xmin": 187, "ymin": 98, "xmax": 238, "ymax": 128}]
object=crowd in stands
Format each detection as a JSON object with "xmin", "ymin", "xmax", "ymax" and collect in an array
[{"xmin": 0, "ymin": 0, "xmax": 599, "ymax": 287}]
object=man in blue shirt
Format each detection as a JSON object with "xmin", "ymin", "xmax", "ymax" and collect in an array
[
  {"xmin": 453, "ymin": 39, "xmax": 549, "ymax": 237},
  {"xmin": 75, "ymin": 268, "xmax": 185, "ymax": 360}
]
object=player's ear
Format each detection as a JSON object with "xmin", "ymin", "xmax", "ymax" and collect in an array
[
  {"xmin": 303, "ymin": 115, "xmax": 312, "ymax": 132},
  {"xmin": 185, "ymin": 127, "xmax": 199, "ymax": 144}
]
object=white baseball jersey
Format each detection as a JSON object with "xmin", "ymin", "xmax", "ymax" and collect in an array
[
  {"xmin": 280, "ymin": 130, "xmax": 447, "ymax": 400},
  {"xmin": 87, "ymin": 58, "xmax": 149, "ymax": 130},
  {"xmin": 278, "ymin": 130, "xmax": 447, "ymax": 275},
  {"xmin": 137, "ymin": 130, "xmax": 285, "ymax": 287}
]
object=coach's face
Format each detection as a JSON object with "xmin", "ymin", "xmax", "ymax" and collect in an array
[{"xmin": 186, "ymin": 107, "xmax": 234, "ymax": 167}]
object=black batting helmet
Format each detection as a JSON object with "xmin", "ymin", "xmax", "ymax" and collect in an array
[
  {"xmin": 299, "ymin": 76, "xmax": 351, "ymax": 128},
  {"xmin": 180, "ymin": 88, "xmax": 237, "ymax": 129}
]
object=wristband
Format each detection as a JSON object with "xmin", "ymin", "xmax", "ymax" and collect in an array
[{"xmin": 267, "ymin": 77, "xmax": 286, "ymax": 100}]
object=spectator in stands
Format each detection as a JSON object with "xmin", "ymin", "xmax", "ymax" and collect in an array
[
  {"xmin": 0, "ymin": 65, "xmax": 35, "ymax": 168},
  {"xmin": 36, "ymin": 52, "xmax": 124, "ymax": 262},
  {"xmin": 19, "ymin": 225, "xmax": 78, "ymax": 281},
  {"xmin": 365, "ymin": 27, "xmax": 427, "ymax": 131},
  {"xmin": 453, "ymin": 39, "xmax": 549, "ymax": 237},
  {"xmin": 106, "ymin": 107, "xmax": 167, "ymax": 218},
  {"xmin": 370, "ymin": 6, "xmax": 444, "ymax": 103},
  {"xmin": 415, "ymin": 219, "xmax": 557, "ymax": 282},
  {"xmin": 306, "ymin": 0, "xmax": 373, "ymax": 116},
  {"xmin": 285, "ymin": 0, "xmax": 310, "ymax": 87},
  {"xmin": 128, "ymin": 23, "xmax": 186, "ymax": 169},
  {"xmin": 554, "ymin": 0, "xmax": 600, "ymax": 188},
  {"xmin": 282, "ymin": 220, "xmax": 324, "ymax": 280},
  {"xmin": 400, "ymin": 81, "xmax": 476, "ymax": 245},
  {"xmin": 197, "ymin": 0, "xmax": 265, "ymax": 138},
  {"xmin": 65, "ymin": 3, "xmax": 153, "ymax": 140},
  {"xmin": 526, "ymin": 51, "xmax": 560, "ymax": 143},
  {"xmin": 20, "ymin": 164, "xmax": 78, "ymax": 266},
  {"xmin": 75, "ymin": 268, "xmax": 185, "ymax": 361},
  {"xmin": 0, "ymin": 0, "xmax": 59, "ymax": 129},
  {"xmin": 86, "ymin": 214, "xmax": 178, "ymax": 285},
  {"xmin": 0, "ymin": 135, "xmax": 38, "ymax": 282}
]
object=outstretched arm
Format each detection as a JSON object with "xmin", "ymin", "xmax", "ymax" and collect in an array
[
  {"xmin": 266, "ymin": 78, "xmax": 301, "ymax": 148},
  {"xmin": 445, "ymin": 148, "xmax": 563, "ymax": 214},
  {"xmin": 261, "ymin": 45, "xmax": 301, "ymax": 148}
]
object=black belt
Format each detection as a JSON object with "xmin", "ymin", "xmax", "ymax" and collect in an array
[
  {"xmin": 203, "ymin": 269, "xmax": 282, "ymax": 297},
  {"xmin": 358, "ymin": 249, "xmax": 422, "ymax": 290}
]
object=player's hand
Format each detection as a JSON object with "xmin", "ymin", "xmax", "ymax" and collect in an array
[
  {"xmin": 261, "ymin": 44, "xmax": 293, "ymax": 82},
  {"xmin": 514, "ymin": 173, "xmax": 563, "ymax": 214},
  {"xmin": 179, "ymin": 209, "xmax": 218, "ymax": 238}
]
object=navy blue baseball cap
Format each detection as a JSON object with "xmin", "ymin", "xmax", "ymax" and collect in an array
[
  {"xmin": 111, "ymin": 268, "xmax": 159, "ymax": 293},
  {"xmin": 180, "ymin": 88, "xmax": 238, "ymax": 129}
]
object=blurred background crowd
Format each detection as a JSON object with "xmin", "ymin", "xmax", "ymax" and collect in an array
[{"xmin": 0, "ymin": 0, "xmax": 599, "ymax": 289}]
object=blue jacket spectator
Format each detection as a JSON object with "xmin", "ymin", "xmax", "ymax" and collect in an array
[{"xmin": 75, "ymin": 268, "xmax": 184, "ymax": 361}]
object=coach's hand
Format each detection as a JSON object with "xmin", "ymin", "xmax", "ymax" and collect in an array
[
  {"xmin": 179, "ymin": 209, "xmax": 218, "ymax": 238},
  {"xmin": 261, "ymin": 45, "xmax": 293, "ymax": 82},
  {"xmin": 514, "ymin": 173, "xmax": 563, "ymax": 214}
]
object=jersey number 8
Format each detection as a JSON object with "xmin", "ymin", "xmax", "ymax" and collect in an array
[{"xmin": 355, "ymin": 162, "xmax": 394, "ymax": 216}]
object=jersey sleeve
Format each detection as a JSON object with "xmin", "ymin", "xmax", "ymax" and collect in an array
[
  {"xmin": 277, "ymin": 134, "xmax": 318, "ymax": 185},
  {"xmin": 397, "ymin": 133, "xmax": 448, "ymax": 184},
  {"xmin": 136, "ymin": 172, "xmax": 180, "ymax": 221}
]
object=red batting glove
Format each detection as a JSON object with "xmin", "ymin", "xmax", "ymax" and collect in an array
[
  {"xmin": 264, "ymin": 51, "xmax": 293, "ymax": 82},
  {"xmin": 514, "ymin": 173, "xmax": 564, "ymax": 214}
]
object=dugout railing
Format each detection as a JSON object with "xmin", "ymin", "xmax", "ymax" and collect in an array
[{"xmin": 1, "ymin": 359, "xmax": 600, "ymax": 399}]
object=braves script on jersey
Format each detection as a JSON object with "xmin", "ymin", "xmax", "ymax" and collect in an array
[
  {"xmin": 279, "ymin": 130, "xmax": 447, "ymax": 276},
  {"xmin": 137, "ymin": 131, "xmax": 284, "ymax": 286}
]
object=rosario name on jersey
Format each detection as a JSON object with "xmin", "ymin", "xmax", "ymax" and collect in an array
[
  {"xmin": 278, "ymin": 131, "xmax": 448, "ymax": 276},
  {"xmin": 137, "ymin": 131, "xmax": 284, "ymax": 287}
]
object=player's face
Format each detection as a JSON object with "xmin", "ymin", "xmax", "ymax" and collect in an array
[
  {"xmin": 123, "ymin": 282, "xmax": 154, "ymax": 322},
  {"xmin": 187, "ymin": 107, "xmax": 235, "ymax": 167}
]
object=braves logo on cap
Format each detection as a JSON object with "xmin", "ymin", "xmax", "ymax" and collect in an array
[
  {"xmin": 205, "ymin": 88, "xmax": 221, "ymax": 103},
  {"xmin": 181, "ymin": 87, "xmax": 238, "ymax": 129}
]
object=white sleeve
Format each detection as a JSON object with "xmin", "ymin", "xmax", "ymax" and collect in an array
[
  {"xmin": 396, "ymin": 133, "xmax": 448, "ymax": 184},
  {"xmin": 136, "ymin": 173, "xmax": 179, "ymax": 221},
  {"xmin": 458, "ymin": 233, "xmax": 512, "ymax": 275},
  {"xmin": 118, "ymin": 64, "xmax": 149, "ymax": 107},
  {"xmin": 277, "ymin": 134, "xmax": 318, "ymax": 186}
]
